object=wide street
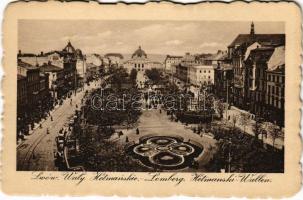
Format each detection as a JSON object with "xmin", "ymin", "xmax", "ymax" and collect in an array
[{"xmin": 17, "ymin": 80, "xmax": 100, "ymax": 171}]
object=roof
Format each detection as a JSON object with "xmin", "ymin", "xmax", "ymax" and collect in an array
[
  {"xmin": 132, "ymin": 46, "xmax": 147, "ymax": 59},
  {"xmin": 39, "ymin": 63, "xmax": 63, "ymax": 72},
  {"xmin": 192, "ymin": 65, "xmax": 215, "ymax": 69},
  {"xmin": 43, "ymin": 51, "xmax": 62, "ymax": 56},
  {"xmin": 62, "ymin": 41, "xmax": 76, "ymax": 54},
  {"xmin": 244, "ymin": 42, "xmax": 261, "ymax": 60},
  {"xmin": 267, "ymin": 46, "xmax": 285, "ymax": 71},
  {"xmin": 182, "ymin": 53, "xmax": 196, "ymax": 62},
  {"xmin": 249, "ymin": 47, "xmax": 275, "ymax": 64},
  {"xmin": 18, "ymin": 53, "xmax": 36, "ymax": 57},
  {"xmin": 17, "ymin": 74, "xmax": 26, "ymax": 80},
  {"xmin": 228, "ymin": 34, "xmax": 285, "ymax": 48},
  {"xmin": 105, "ymin": 53, "xmax": 124, "ymax": 59},
  {"xmin": 206, "ymin": 50, "xmax": 228, "ymax": 61},
  {"xmin": 166, "ymin": 55, "xmax": 183, "ymax": 59},
  {"xmin": 18, "ymin": 59, "xmax": 38, "ymax": 70}
]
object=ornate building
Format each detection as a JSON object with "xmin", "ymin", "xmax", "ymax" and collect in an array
[
  {"xmin": 228, "ymin": 22, "xmax": 285, "ymax": 109},
  {"xmin": 124, "ymin": 46, "xmax": 163, "ymax": 72}
]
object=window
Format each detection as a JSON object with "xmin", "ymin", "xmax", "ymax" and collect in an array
[
  {"xmin": 276, "ymin": 87, "xmax": 279, "ymax": 95},
  {"xmin": 209, "ymin": 70, "xmax": 211, "ymax": 73},
  {"xmin": 204, "ymin": 70, "xmax": 206, "ymax": 73},
  {"xmin": 200, "ymin": 70, "xmax": 201, "ymax": 73},
  {"xmin": 208, "ymin": 76, "xmax": 211, "ymax": 79},
  {"xmin": 272, "ymin": 75, "xmax": 275, "ymax": 82}
]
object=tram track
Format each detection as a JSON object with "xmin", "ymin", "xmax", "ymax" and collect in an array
[
  {"xmin": 18, "ymin": 104, "xmax": 70, "ymax": 170},
  {"xmin": 17, "ymin": 82, "xmax": 100, "ymax": 171}
]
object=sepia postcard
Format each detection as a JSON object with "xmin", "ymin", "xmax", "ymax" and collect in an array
[{"xmin": 1, "ymin": 1, "xmax": 302, "ymax": 197}]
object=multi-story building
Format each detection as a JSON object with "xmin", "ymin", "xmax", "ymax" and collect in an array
[
  {"xmin": 228, "ymin": 22, "xmax": 285, "ymax": 109},
  {"xmin": 124, "ymin": 46, "xmax": 163, "ymax": 73},
  {"xmin": 61, "ymin": 41, "xmax": 78, "ymax": 92},
  {"xmin": 175, "ymin": 64, "xmax": 189, "ymax": 83},
  {"xmin": 214, "ymin": 53, "xmax": 233, "ymax": 102},
  {"xmin": 17, "ymin": 74, "xmax": 27, "ymax": 113},
  {"xmin": 18, "ymin": 50, "xmax": 64, "ymax": 68},
  {"xmin": 188, "ymin": 65, "xmax": 215, "ymax": 86},
  {"xmin": 39, "ymin": 62, "xmax": 65, "ymax": 99},
  {"xmin": 17, "ymin": 60, "xmax": 41, "ymax": 108},
  {"xmin": 265, "ymin": 46, "xmax": 285, "ymax": 127},
  {"xmin": 245, "ymin": 47, "xmax": 275, "ymax": 117},
  {"xmin": 164, "ymin": 55, "xmax": 182, "ymax": 74},
  {"xmin": 19, "ymin": 41, "xmax": 85, "ymax": 93}
]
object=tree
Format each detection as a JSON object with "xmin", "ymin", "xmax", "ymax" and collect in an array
[
  {"xmin": 267, "ymin": 124, "xmax": 283, "ymax": 149},
  {"xmin": 231, "ymin": 114, "xmax": 238, "ymax": 130},
  {"xmin": 130, "ymin": 68, "xmax": 137, "ymax": 83},
  {"xmin": 145, "ymin": 68, "xmax": 161, "ymax": 84},
  {"xmin": 216, "ymin": 100, "xmax": 225, "ymax": 119},
  {"xmin": 252, "ymin": 118, "xmax": 263, "ymax": 141},
  {"xmin": 239, "ymin": 113, "xmax": 250, "ymax": 134}
]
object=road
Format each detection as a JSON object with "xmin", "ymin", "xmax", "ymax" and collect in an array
[{"xmin": 17, "ymin": 80, "xmax": 100, "ymax": 171}]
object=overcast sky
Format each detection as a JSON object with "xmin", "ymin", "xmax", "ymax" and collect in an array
[{"xmin": 18, "ymin": 20, "xmax": 284, "ymax": 55}]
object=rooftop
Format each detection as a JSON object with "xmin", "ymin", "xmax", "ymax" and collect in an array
[
  {"xmin": 39, "ymin": 62, "xmax": 63, "ymax": 72},
  {"xmin": 105, "ymin": 53, "xmax": 124, "ymax": 59},
  {"xmin": 228, "ymin": 34, "xmax": 285, "ymax": 48},
  {"xmin": 267, "ymin": 46, "xmax": 285, "ymax": 71},
  {"xmin": 18, "ymin": 59, "xmax": 38, "ymax": 70},
  {"xmin": 132, "ymin": 46, "xmax": 147, "ymax": 59},
  {"xmin": 17, "ymin": 74, "xmax": 26, "ymax": 80}
]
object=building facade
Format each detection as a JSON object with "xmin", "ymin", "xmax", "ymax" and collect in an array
[
  {"xmin": 265, "ymin": 46, "xmax": 285, "ymax": 127},
  {"xmin": 228, "ymin": 22, "xmax": 285, "ymax": 109},
  {"xmin": 164, "ymin": 55, "xmax": 182, "ymax": 74},
  {"xmin": 39, "ymin": 62, "xmax": 65, "ymax": 99},
  {"xmin": 124, "ymin": 46, "xmax": 163, "ymax": 73},
  {"xmin": 245, "ymin": 47, "xmax": 275, "ymax": 117},
  {"xmin": 189, "ymin": 65, "xmax": 215, "ymax": 86}
]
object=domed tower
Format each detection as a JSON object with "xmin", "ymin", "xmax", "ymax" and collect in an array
[{"xmin": 132, "ymin": 46, "xmax": 147, "ymax": 59}]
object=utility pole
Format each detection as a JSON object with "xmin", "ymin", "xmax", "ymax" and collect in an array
[
  {"xmin": 226, "ymin": 79, "xmax": 229, "ymax": 120},
  {"xmin": 228, "ymin": 137, "xmax": 232, "ymax": 173}
]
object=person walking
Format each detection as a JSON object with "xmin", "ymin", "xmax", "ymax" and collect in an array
[{"xmin": 136, "ymin": 128, "xmax": 140, "ymax": 135}]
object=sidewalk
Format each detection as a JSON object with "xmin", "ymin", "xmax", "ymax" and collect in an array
[{"xmin": 223, "ymin": 106, "xmax": 284, "ymax": 149}]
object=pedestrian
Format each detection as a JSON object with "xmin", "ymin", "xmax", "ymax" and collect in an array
[
  {"xmin": 136, "ymin": 128, "xmax": 140, "ymax": 135},
  {"xmin": 126, "ymin": 136, "xmax": 129, "ymax": 143}
]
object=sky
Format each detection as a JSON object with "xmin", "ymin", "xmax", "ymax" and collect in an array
[{"xmin": 18, "ymin": 20, "xmax": 284, "ymax": 55}]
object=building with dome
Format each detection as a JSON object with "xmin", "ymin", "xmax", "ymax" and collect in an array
[{"xmin": 124, "ymin": 46, "xmax": 163, "ymax": 73}]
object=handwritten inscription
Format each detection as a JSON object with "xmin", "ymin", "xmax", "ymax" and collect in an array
[{"xmin": 30, "ymin": 172, "xmax": 272, "ymax": 186}]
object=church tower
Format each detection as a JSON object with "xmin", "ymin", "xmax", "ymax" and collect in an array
[{"xmin": 250, "ymin": 22, "xmax": 256, "ymax": 41}]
